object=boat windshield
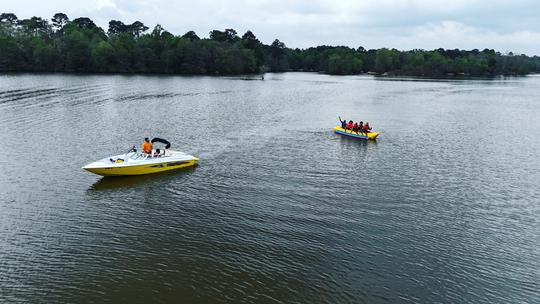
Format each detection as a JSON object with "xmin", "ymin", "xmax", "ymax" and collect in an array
[{"xmin": 128, "ymin": 152, "xmax": 168, "ymax": 160}]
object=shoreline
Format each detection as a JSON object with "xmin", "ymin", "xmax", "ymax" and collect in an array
[{"xmin": 0, "ymin": 70, "xmax": 531, "ymax": 79}]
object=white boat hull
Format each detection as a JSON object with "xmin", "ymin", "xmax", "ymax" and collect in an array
[{"xmin": 82, "ymin": 150, "xmax": 198, "ymax": 176}]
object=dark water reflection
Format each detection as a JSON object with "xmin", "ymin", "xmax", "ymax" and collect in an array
[
  {"xmin": 0, "ymin": 73, "xmax": 539, "ymax": 303},
  {"xmin": 89, "ymin": 168, "xmax": 197, "ymax": 191}
]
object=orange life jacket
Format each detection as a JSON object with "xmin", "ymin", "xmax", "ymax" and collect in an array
[{"xmin": 142, "ymin": 142, "xmax": 153, "ymax": 153}]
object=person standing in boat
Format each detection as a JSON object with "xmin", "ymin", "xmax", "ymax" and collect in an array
[{"xmin": 141, "ymin": 137, "xmax": 153, "ymax": 154}]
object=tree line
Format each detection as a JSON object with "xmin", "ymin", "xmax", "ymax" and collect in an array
[{"xmin": 1, "ymin": 13, "xmax": 539, "ymax": 76}]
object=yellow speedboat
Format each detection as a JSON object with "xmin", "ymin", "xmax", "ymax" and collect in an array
[
  {"xmin": 83, "ymin": 149, "xmax": 198, "ymax": 176},
  {"xmin": 333, "ymin": 126, "xmax": 379, "ymax": 140}
]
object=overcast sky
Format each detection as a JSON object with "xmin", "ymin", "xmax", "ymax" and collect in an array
[{"xmin": 3, "ymin": 0, "xmax": 540, "ymax": 55}]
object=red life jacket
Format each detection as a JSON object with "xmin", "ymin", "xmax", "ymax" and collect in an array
[{"xmin": 347, "ymin": 122, "xmax": 353, "ymax": 129}]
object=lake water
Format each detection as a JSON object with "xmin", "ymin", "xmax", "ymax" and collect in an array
[{"xmin": 0, "ymin": 72, "xmax": 539, "ymax": 303}]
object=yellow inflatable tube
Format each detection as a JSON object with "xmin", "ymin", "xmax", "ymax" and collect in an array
[{"xmin": 333, "ymin": 126, "xmax": 379, "ymax": 140}]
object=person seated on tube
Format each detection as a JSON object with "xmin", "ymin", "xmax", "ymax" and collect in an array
[
  {"xmin": 363, "ymin": 122, "xmax": 372, "ymax": 134},
  {"xmin": 352, "ymin": 122, "xmax": 359, "ymax": 134},
  {"xmin": 141, "ymin": 137, "xmax": 153, "ymax": 154},
  {"xmin": 339, "ymin": 116, "xmax": 347, "ymax": 129},
  {"xmin": 346, "ymin": 120, "xmax": 354, "ymax": 131},
  {"xmin": 358, "ymin": 121, "xmax": 364, "ymax": 134}
]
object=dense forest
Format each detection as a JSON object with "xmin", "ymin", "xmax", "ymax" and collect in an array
[{"xmin": 1, "ymin": 13, "xmax": 540, "ymax": 76}]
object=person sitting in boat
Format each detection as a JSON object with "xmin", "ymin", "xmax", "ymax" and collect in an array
[
  {"xmin": 339, "ymin": 117, "xmax": 347, "ymax": 129},
  {"xmin": 141, "ymin": 137, "xmax": 153, "ymax": 154},
  {"xmin": 363, "ymin": 122, "xmax": 372, "ymax": 134},
  {"xmin": 347, "ymin": 120, "xmax": 354, "ymax": 130},
  {"xmin": 352, "ymin": 122, "xmax": 359, "ymax": 133},
  {"xmin": 358, "ymin": 121, "xmax": 364, "ymax": 134}
]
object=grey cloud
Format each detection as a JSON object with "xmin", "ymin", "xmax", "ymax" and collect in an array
[{"xmin": 3, "ymin": 0, "xmax": 540, "ymax": 54}]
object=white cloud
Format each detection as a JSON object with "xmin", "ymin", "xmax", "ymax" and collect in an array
[{"xmin": 390, "ymin": 21, "xmax": 540, "ymax": 55}]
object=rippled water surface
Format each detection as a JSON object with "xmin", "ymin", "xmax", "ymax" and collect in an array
[{"xmin": 0, "ymin": 73, "xmax": 539, "ymax": 303}]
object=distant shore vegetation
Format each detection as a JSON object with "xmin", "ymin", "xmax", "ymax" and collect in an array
[{"xmin": 1, "ymin": 13, "xmax": 540, "ymax": 76}]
